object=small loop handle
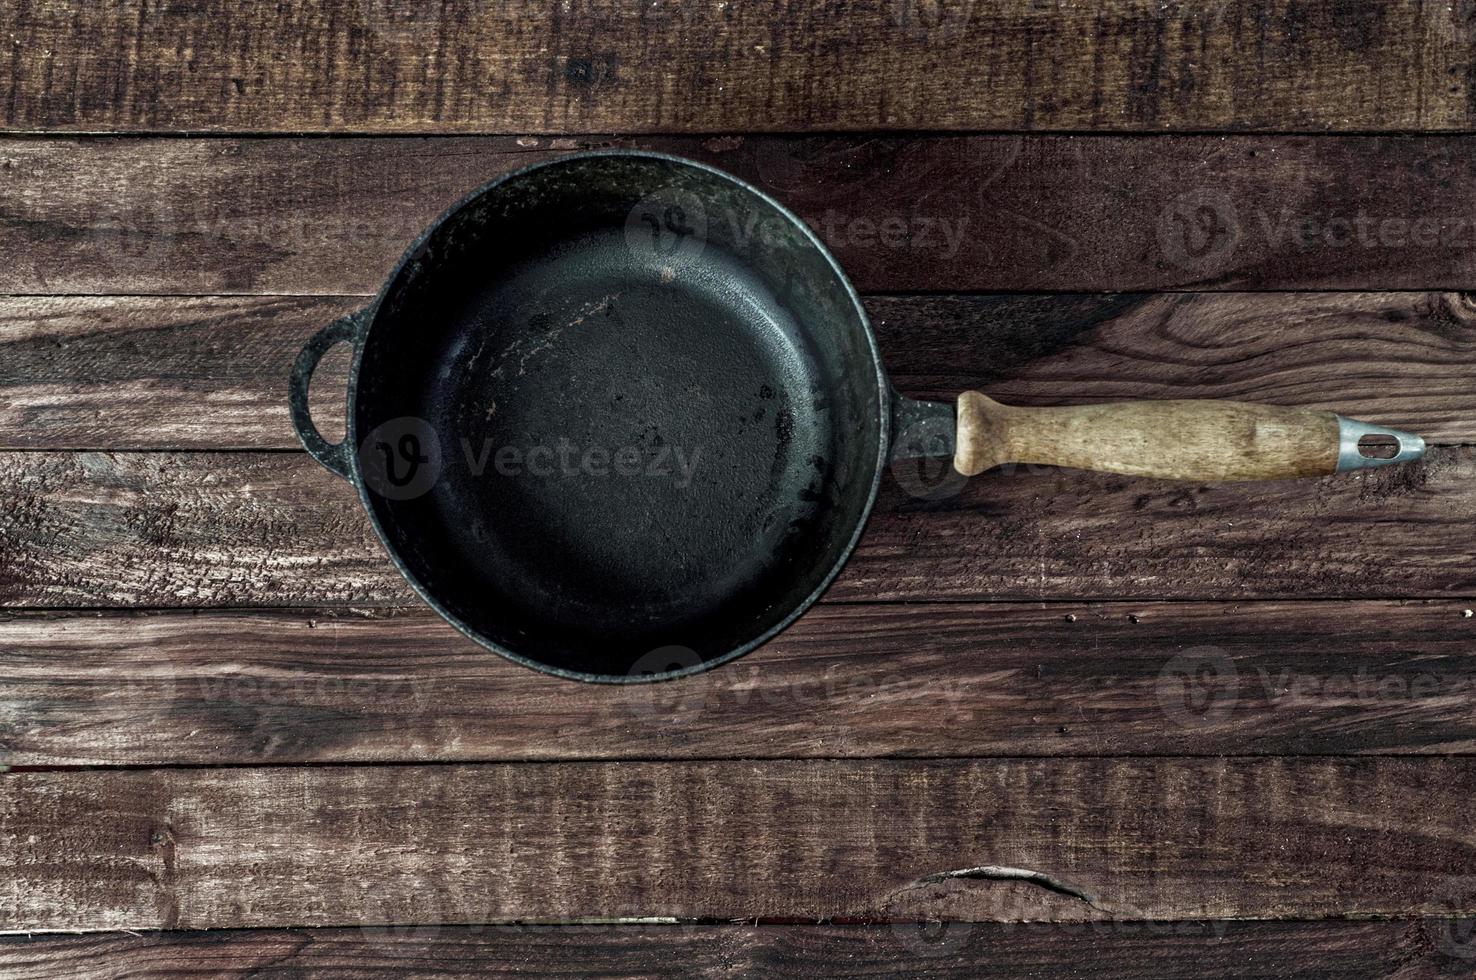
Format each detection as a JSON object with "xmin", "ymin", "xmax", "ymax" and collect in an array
[{"xmin": 289, "ymin": 310, "xmax": 368, "ymax": 479}]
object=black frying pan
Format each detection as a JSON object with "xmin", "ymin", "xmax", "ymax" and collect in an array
[{"xmin": 289, "ymin": 151, "xmax": 1424, "ymax": 682}]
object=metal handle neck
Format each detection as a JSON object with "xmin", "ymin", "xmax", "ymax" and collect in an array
[{"xmin": 1335, "ymin": 416, "xmax": 1426, "ymax": 472}]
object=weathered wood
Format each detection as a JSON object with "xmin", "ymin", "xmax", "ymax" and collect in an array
[
  {"xmin": 2, "ymin": 759, "xmax": 1473, "ymax": 930},
  {"xmin": 0, "ymin": 447, "xmax": 1470, "ymax": 607},
  {"xmin": 3, "ymin": 2, "xmax": 1470, "ymax": 134},
  {"xmin": 0, "ymin": 295, "xmax": 355, "ymax": 450},
  {"xmin": 0, "ymin": 922, "xmax": 1462, "ymax": 979},
  {"xmin": 844, "ymin": 444, "xmax": 1476, "ymax": 602},
  {"xmin": 4, "ymin": 0, "xmax": 1470, "ymax": 953},
  {"xmin": 879, "ymin": 292, "xmax": 1476, "ymax": 445},
  {"xmin": 3, "ymin": 601, "xmax": 1475, "ymax": 766},
  {"xmin": 0, "ymin": 452, "xmax": 388, "ymax": 607},
  {"xmin": 954, "ymin": 395, "xmax": 1341, "ymax": 481},
  {"xmin": 2, "ymin": 291, "xmax": 1472, "ymax": 450},
  {"xmin": 11, "ymin": 135, "xmax": 1476, "ymax": 294}
]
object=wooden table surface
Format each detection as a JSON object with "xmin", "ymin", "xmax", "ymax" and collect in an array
[{"xmin": 3, "ymin": 2, "xmax": 1476, "ymax": 976}]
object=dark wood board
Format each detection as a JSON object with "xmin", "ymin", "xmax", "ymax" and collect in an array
[
  {"xmin": 0, "ymin": 447, "xmax": 1469, "ymax": 607},
  {"xmin": 5, "ymin": 0, "xmax": 1474, "ymax": 960},
  {"xmin": 4, "ymin": 759, "xmax": 1475, "ymax": 930},
  {"xmin": 10, "ymin": 135, "xmax": 1476, "ymax": 294},
  {"xmin": 0, "ymin": 921, "xmax": 1468, "ymax": 979},
  {"xmin": 3, "ymin": 291, "xmax": 1473, "ymax": 450},
  {"xmin": 3, "ymin": 601, "xmax": 1476, "ymax": 766},
  {"xmin": 841, "ymin": 444, "xmax": 1474, "ymax": 602},
  {"xmin": 3, "ymin": 2, "xmax": 1472, "ymax": 134}
]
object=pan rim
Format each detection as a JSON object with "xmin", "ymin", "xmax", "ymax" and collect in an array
[{"xmin": 347, "ymin": 148, "xmax": 892, "ymax": 683}]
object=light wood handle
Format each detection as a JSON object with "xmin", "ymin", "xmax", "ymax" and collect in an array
[{"xmin": 954, "ymin": 394, "xmax": 1405, "ymax": 481}]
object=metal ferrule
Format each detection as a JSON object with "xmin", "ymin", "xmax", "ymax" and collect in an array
[{"xmin": 1335, "ymin": 416, "xmax": 1426, "ymax": 472}]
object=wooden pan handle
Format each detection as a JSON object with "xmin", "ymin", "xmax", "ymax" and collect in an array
[{"xmin": 954, "ymin": 393, "xmax": 1426, "ymax": 481}]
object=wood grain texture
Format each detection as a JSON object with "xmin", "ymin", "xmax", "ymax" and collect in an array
[
  {"xmin": 6, "ymin": 5, "xmax": 1475, "ymax": 951},
  {"xmin": 0, "ymin": 452, "xmax": 387, "ymax": 607},
  {"xmin": 954, "ymin": 395, "xmax": 1341, "ymax": 480},
  {"xmin": 0, "ymin": 447, "xmax": 1469, "ymax": 607},
  {"xmin": 4, "ymin": 1, "xmax": 1473, "ymax": 134},
  {"xmin": 3, "ymin": 601, "xmax": 1476, "ymax": 766},
  {"xmin": 0, "ymin": 295, "xmax": 355, "ymax": 450},
  {"xmin": 3, "ymin": 759, "xmax": 1474, "ymax": 930},
  {"xmin": 1, "ymin": 291, "xmax": 1471, "ymax": 450},
  {"xmin": 844, "ymin": 446, "xmax": 1475, "ymax": 601},
  {"xmin": 12, "ymin": 135, "xmax": 1476, "ymax": 294},
  {"xmin": 877, "ymin": 292, "xmax": 1476, "ymax": 444},
  {"xmin": 0, "ymin": 922, "xmax": 1467, "ymax": 979}
]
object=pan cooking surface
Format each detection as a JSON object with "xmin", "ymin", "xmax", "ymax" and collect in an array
[
  {"xmin": 394, "ymin": 232, "xmax": 837, "ymax": 670},
  {"xmin": 431, "ymin": 230, "xmax": 829, "ymax": 623},
  {"xmin": 354, "ymin": 152, "xmax": 887, "ymax": 679}
]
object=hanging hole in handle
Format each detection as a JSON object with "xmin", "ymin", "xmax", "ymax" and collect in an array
[
  {"xmin": 1356, "ymin": 433, "xmax": 1400, "ymax": 460},
  {"xmin": 306, "ymin": 339, "xmax": 353, "ymax": 445}
]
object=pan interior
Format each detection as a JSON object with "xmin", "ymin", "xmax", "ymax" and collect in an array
[{"xmin": 356, "ymin": 155, "xmax": 885, "ymax": 679}]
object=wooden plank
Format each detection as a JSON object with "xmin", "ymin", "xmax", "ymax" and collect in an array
[
  {"xmin": 875, "ymin": 293, "xmax": 1476, "ymax": 446},
  {"xmin": 2, "ymin": 291, "xmax": 1472, "ymax": 450},
  {"xmin": 841, "ymin": 446, "xmax": 1476, "ymax": 601},
  {"xmin": 2, "ymin": 759, "xmax": 1473, "ymax": 929},
  {"xmin": 0, "ymin": 451, "xmax": 389, "ymax": 607},
  {"xmin": 0, "ymin": 447, "xmax": 1470, "ymax": 607},
  {"xmin": 11, "ymin": 135, "xmax": 1476, "ymax": 294},
  {"xmin": 3, "ymin": 2, "xmax": 1470, "ymax": 134},
  {"xmin": 0, "ymin": 295, "xmax": 355, "ymax": 450},
  {"xmin": 2, "ymin": 601, "xmax": 1475, "ymax": 766},
  {"xmin": 0, "ymin": 922, "xmax": 1462, "ymax": 978}
]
